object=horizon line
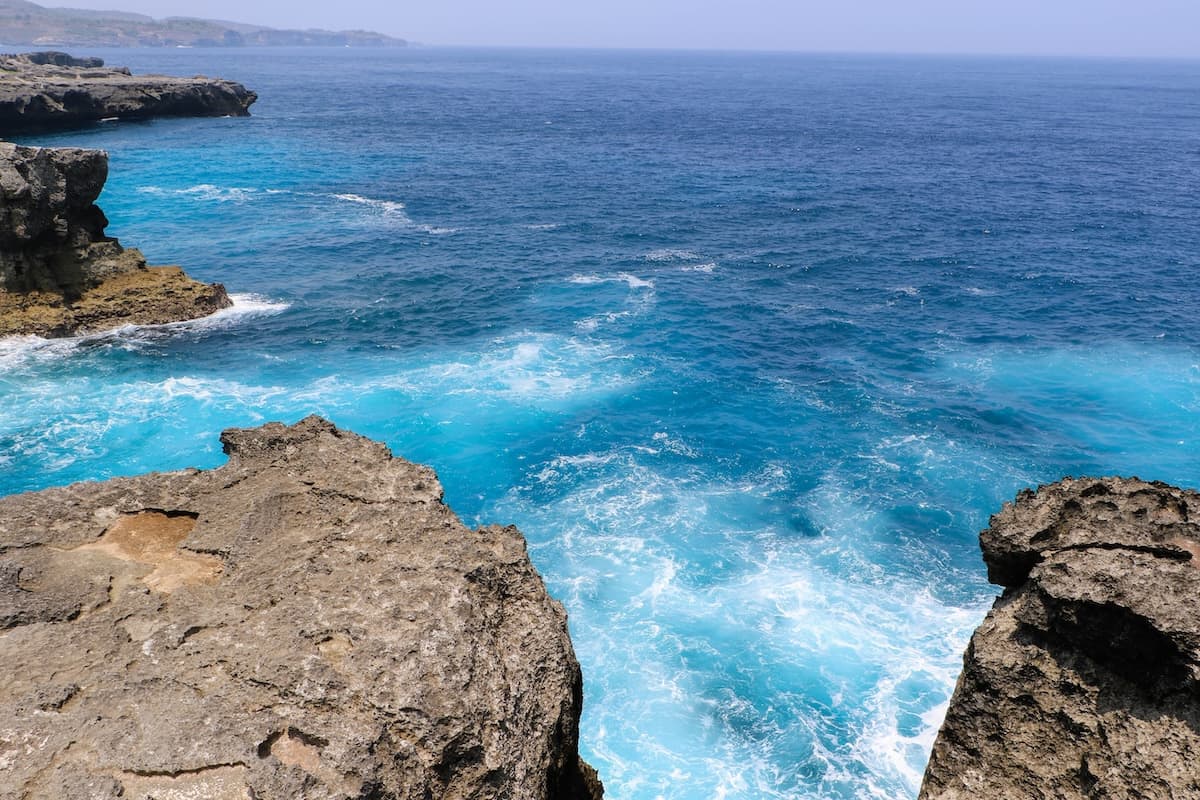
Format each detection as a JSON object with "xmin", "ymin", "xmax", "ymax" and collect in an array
[{"xmin": 8, "ymin": 39, "xmax": 1196, "ymax": 64}]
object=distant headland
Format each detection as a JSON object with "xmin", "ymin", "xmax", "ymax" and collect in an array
[{"xmin": 0, "ymin": 0, "xmax": 406, "ymax": 47}]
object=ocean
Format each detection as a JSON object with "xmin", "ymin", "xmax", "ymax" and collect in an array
[{"xmin": 4, "ymin": 47, "xmax": 1200, "ymax": 798}]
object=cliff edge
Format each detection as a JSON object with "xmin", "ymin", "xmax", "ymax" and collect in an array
[
  {"xmin": 0, "ymin": 51, "xmax": 257, "ymax": 134},
  {"xmin": 0, "ymin": 416, "xmax": 603, "ymax": 800},
  {"xmin": 0, "ymin": 141, "xmax": 230, "ymax": 337},
  {"xmin": 921, "ymin": 477, "xmax": 1200, "ymax": 799}
]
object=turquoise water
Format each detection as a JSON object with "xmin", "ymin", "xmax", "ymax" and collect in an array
[{"xmin": 4, "ymin": 48, "xmax": 1200, "ymax": 798}]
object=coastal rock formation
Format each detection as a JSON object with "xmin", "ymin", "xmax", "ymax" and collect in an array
[
  {"xmin": 921, "ymin": 477, "xmax": 1200, "ymax": 799},
  {"xmin": 0, "ymin": 141, "xmax": 230, "ymax": 337},
  {"xmin": 0, "ymin": 51, "xmax": 256, "ymax": 133},
  {"xmin": 20, "ymin": 51, "xmax": 103, "ymax": 68},
  {"xmin": 0, "ymin": 416, "xmax": 603, "ymax": 800}
]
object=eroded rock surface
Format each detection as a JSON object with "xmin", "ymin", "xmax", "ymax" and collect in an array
[
  {"xmin": 921, "ymin": 477, "xmax": 1200, "ymax": 800},
  {"xmin": 0, "ymin": 51, "xmax": 256, "ymax": 133},
  {"xmin": 0, "ymin": 416, "xmax": 602, "ymax": 800},
  {"xmin": 0, "ymin": 141, "xmax": 230, "ymax": 337}
]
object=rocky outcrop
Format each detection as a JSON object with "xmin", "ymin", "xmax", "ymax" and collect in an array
[
  {"xmin": 21, "ymin": 51, "xmax": 104, "ymax": 68},
  {"xmin": 921, "ymin": 477, "xmax": 1200, "ymax": 800},
  {"xmin": 0, "ymin": 141, "xmax": 230, "ymax": 337},
  {"xmin": 0, "ymin": 416, "xmax": 603, "ymax": 800},
  {"xmin": 0, "ymin": 51, "xmax": 256, "ymax": 133}
]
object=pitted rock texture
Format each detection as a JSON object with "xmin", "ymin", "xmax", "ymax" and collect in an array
[
  {"xmin": 0, "ymin": 141, "xmax": 230, "ymax": 337},
  {"xmin": 0, "ymin": 51, "xmax": 256, "ymax": 133},
  {"xmin": 921, "ymin": 477, "xmax": 1200, "ymax": 800},
  {"xmin": 0, "ymin": 416, "xmax": 603, "ymax": 800}
]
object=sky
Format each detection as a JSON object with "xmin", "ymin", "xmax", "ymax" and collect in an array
[{"xmin": 46, "ymin": 0, "xmax": 1200, "ymax": 58}]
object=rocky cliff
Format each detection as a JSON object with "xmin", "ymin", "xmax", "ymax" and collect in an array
[
  {"xmin": 0, "ymin": 51, "xmax": 256, "ymax": 133},
  {"xmin": 0, "ymin": 1, "xmax": 405, "ymax": 49},
  {"xmin": 0, "ymin": 141, "xmax": 230, "ymax": 337},
  {"xmin": 921, "ymin": 477, "xmax": 1200, "ymax": 799},
  {"xmin": 0, "ymin": 416, "xmax": 603, "ymax": 800}
]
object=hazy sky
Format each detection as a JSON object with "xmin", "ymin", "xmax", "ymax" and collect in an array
[{"xmin": 49, "ymin": 0, "xmax": 1200, "ymax": 58}]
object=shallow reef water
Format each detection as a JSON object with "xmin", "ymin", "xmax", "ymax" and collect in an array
[{"xmin": 4, "ymin": 47, "xmax": 1200, "ymax": 799}]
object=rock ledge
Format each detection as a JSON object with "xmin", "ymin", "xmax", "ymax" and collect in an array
[
  {"xmin": 0, "ymin": 141, "xmax": 231, "ymax": 338},
  {"xmin": 0, "ymin": 416, "xmax": 603, "ymax": 800},
  {"xmin": 0, "ymin": 51, "xmax": 256, "ymax": 133},
  {"xmin": 921, "ymin": 476, "xmax": 1200, "ymax": 800}
]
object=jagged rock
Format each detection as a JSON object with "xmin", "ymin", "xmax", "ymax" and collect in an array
[
  {"xmin": 0, "ymin": 416, "xmax": 603, "ymax": 800},
  {"xmin": 921, "ymin": 477, "xmax": 1200, "ymax": 800},
  {"xmin": 0, "ymin": 141, "xmax": 230, "ymax": 337},
  {"xmin": 0, "ymin": 51, "xmax": 256, "ymax": 133}
]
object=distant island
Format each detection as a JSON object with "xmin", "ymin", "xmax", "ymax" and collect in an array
[{"xmin": 0, "ymin": 0, "xmax": 405, "ymax": 47}]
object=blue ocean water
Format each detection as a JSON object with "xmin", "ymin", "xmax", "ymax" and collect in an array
[{"xmin": 4, "ymin": 47, "xmax": 1200, "ymax": 798}]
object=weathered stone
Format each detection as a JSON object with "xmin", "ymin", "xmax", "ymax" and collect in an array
[
  {"xmin": 921, "ymin": 477, "xmax": 1200, "ymax": 800},
  {"xmin": 0, "ymin": 141, "xmax": 231, "ymax": 337},
  {"xmin": 0, "ymin": 51, "xmax": 256, "ymax": 133},
  {"xmin": 0, "ymin": 416, "xmax": 602, "ymax": 800},
  {"xmin": 20, "ymin": 51, "xmax": 105, "ymax": 69}
]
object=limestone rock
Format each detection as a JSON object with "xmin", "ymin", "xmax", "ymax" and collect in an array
[
  {"xmin": 0, "ymin": 141, "xmax": 231, "ymax": 337},
  {"xmin": 0, "ymin": 416, "xmax": 603, "ymax": 800},
  {"xmin": 921, "ymin": 477, "xmax": 1200, "ymax": 800},
  {"xmin": 0, "ymin": 51, "xmax": 256, "ymax": 133},
  {"xmin": 20, "ymin": 51, "xmax": 105, "ymax": 69}
]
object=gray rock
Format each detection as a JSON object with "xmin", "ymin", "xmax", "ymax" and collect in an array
[
  {"xmin": 0, "ymin": 141, "xmax": 231, "ymax": 337},
  {"xmin": 921, "ymin": 477, "xmax": 1200, "ymax": 800},
  {"xmin": 0, "ymin": 51, "xmax": 256, "ymax": 133},
  {"xmin": 0, "ymin": 416, "xmax": 602, "ymax": 800},
  {"xmin": 20, "ymin": 51, "xmax": 105, "ymax": 68}
]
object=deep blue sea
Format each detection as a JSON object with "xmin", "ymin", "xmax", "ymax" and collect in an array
[{"xmin": 4, "ymin": 47, "xmax": 1200, "ymax": 798}]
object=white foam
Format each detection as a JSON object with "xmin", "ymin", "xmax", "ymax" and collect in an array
[
  {"xmin": 173, "ymin": 293, "xmax": 290, "ymax": 329},
  {"xmin": 0, "ymin": 335, "xmax": 82, "ymax": 371},
  {"xmin": 225, "ymin": 293, "xmax": 290, "ymax": 316},
  {"xmin": 494, "ymin": 440, "xmax": 1001, "ymax": 800},
  {"xmin": 130, "ymin": 375, "xmax": 288, "ymax": 406},
  {"xmin": 330, "ymin": 193, "xmax": 458, "ymax": 235},
  {"xmin": 389, "ymin": 332, "xmax": 638, "ymax": 407},
  {"xmin": 567, "ymin": 273, "xmax": 655, "ymax": 290},
  {"xmin": 651, "ymin": 431, "xmax": 699, "ymax": 458},
  {"xmin": 851, "ymin": 593, "xmax": 987, "ymax": 795},
  {"xmin": 0, "ymin": 294, "xmax": 289, "ymax": 372},
  {"xmin": 138, "ymin": 184, "xmax": 259, "ymax": 203},
  {"xmin": 137, "ymin": 185, "xmax": 456, "ymax": 233},
  {"xmin": 524, "ymin": 222, "xmax": 561, "ymax": 230},
  {"xmin": 644, "ymin": 248, "xmax": 701, "ymax": 262},
  {"xmin": 333, "ymin": 192, "xmax": 409, "ymax": 216},
  {"xmin": 575, "ymin": 310, "xmax": 632, "ymax": 332},
  {"xmin": 680, "ymin": 262, "xmax": 718, "ymax": 273}
]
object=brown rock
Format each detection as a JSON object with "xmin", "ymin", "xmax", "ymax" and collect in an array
[
  {"xmin": 921, "ymin": 477, "xmax": 1200, "ymax": 800},
  {"xmin": 0, "ymin": 416, "xmax": 602, "ymax": 800},
  {"xmin": 0, "ymin": 141, "xmax": 231, "ymax": 338}
]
